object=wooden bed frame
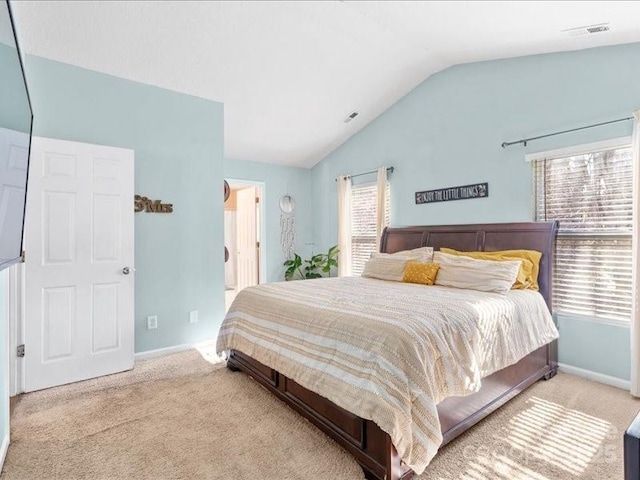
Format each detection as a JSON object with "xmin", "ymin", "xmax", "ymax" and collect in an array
[{"xmin": 227, "ymin": 221, "xmax": 559, "ymax": 480}]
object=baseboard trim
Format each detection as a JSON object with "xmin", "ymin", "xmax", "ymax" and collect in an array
[
  {"xmin": 558, "ymin": 363, "xmax": 630, "ymax": 391},
  {"xmin": 134, "ymin": 339, "xmax": 217, "ymax": 362},
  {"xmin": 135, "ymin": 343, "xmax": 193, "ymax": 361},
  {"xmin": 0, "ymin": 433, "xmax": 9, "ymax": 471}
]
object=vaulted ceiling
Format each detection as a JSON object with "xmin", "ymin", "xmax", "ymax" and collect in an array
[{"xmin": 12, "ymin": 1, "xmax": 640, "ymax": 167}]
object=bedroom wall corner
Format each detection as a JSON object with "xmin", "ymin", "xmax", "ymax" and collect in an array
[{"xmin": 23, "ymin": 55, "xmax": 226, "ymax": 354}]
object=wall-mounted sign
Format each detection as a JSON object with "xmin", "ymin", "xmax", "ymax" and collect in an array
[
  {"xmin": 415, "ymin": 182, "xmax": 489, "ymax": 205},
  {"xmin": 134, "ymin": 195, "xmax": 173, "ymax": 213}
]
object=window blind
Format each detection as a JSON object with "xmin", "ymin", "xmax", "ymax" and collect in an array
[
  {"xmin": 351, "ymin": 183, "xmax": 390, "ymax": 276},
  {"xmin": 533, "ymin": 145, "xmax": 633, "ymax": 321}
]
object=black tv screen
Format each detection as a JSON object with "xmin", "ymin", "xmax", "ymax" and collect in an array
[{"xmin": 0, "ymin": 0, "xmax": 32, "ymax": 271}]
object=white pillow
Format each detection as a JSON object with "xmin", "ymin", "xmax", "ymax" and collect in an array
[
  {"xmin": 362, "ymin": 247, "xmax": 434, "ymax": 282},
  {"xmin": 433, "ymin": 251, "xmax": 521, "ymax": 294},
  {"xmin": 362, "ymin": 253, "xmax": 410, "ymax": 282},
  {"xmin": 392, "ymin": 246, "xmax": 434, "ymax": 261}
]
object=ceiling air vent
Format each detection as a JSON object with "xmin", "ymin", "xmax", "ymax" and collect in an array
[
  {"xmin": 563, "ymin": 23, "xmax": 610, "ymax": 37},
  {"xmin": 586, "ymin": 25, "xmax": 609, "ymax": 34},
  {"xmin": 343, "ymin": 111, "xmax": 359, "ymax": 123}
]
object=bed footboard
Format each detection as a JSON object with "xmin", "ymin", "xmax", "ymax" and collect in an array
[
  {"xmin": 227, "ymin": 349, "xmax": 414, "ymax": 480},
  {"xmin": 228, "ymin": 344, "xmax": 554, "ymax": 480}
]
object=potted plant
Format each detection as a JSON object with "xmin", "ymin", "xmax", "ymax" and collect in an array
[{"xmin": 284, "ymin": 245, "xmax": 339, "ymax": 281}]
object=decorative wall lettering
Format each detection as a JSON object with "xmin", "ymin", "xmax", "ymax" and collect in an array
[
  {"xmin": 134, "ymin": 195, "xmax": 173, "ymax": 213},
  {"xmin": 415, "ymin": 182, "xmax": 489, "ymax": 205}
]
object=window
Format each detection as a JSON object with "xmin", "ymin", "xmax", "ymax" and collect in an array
[
  {"xmin": 351, "ymin": 183, "xmax": 390, "ymax": 276},
  {"xmin": 533, "ymin": 142, "xmax": 633, "ymax": 322}
]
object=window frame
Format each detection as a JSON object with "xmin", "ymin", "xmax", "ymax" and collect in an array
[{"xmin": 529, "ymin": 136, "xmax": 633, "ymax": 327}]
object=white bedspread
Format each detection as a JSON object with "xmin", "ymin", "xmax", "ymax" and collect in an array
[{"xmin": 217, "ymin": 276, "xmax": 559, "ymax": 474}]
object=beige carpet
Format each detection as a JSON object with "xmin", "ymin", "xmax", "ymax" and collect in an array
[{"xmin": 2, "ymin": 349, "xmax": 639, "ymax": 480}]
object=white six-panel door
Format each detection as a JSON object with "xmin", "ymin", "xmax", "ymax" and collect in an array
[
  {"xmin": 24, "ymin": 137, "xmax": 134, "ymax": 392},
  {"xmin": 236, "ymin": 186, "xmax": 258, "ymax": 291}
]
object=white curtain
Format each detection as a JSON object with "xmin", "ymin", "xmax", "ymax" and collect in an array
[
  {"xmin": 375, "ymin": 166, "xmax": 388, "ymax": 252},
  {"xmin": 337, "ymin": 175, "xmax": 352, "ymax": 277},
  {"xmin": 631, "ymin": 109, "xmax": 640, "ymax": 396}
]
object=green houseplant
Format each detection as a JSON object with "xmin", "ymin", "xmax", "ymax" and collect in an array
[{"xmin": 284, "ymin": 245, "xmax": 339, "ymax": 281}]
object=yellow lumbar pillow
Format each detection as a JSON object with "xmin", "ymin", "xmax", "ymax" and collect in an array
[
  {"xmin": 439, "ymin": 248, "xmax": 542, "ymax": 291},
  {"xmin": 402, "ymin": 261, "xmax": 440, "ymax": 286}
]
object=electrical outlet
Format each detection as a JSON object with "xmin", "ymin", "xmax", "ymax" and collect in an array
[
  {"xmin": 147, "ymin": 315, "xmax": 158, "ymax": 330},
  {"xmin": 189, "ymin": 310, "xmax": 198, "ymax": 324}
]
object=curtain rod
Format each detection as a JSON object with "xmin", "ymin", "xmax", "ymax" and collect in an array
[
  {"xmin": 501, "ymin": 117, "xmax": 634, "ymax": 148},
  {"xmin": 335, "ymin": 166, "xmax": 394, "ymax": 182}
]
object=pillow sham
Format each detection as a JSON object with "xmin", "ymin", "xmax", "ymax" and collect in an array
[
  {"xmin": 391, "ymin": 246, "xmax": 434, "ymax": 262},
  {"xmin": 402, "ymin": 261, "xmax": 440, "ymax": 286},
  {"xmin": 440, "ymin": 247, "xmax": 541, "ymax": 291},
  {"xmin": 439, "ymin": 248, "xmax": 533, "ymax": 290},
  {"xmin": 432, "ymin": 251, "xmax": 521, "ymax": 294},
  {"xmin": 362, "ymin": 253, "xmax": 412, "ymax": 282},
  {"xmin": 363, "ymin": 247, "xmax": 434, "ymax": 282}
]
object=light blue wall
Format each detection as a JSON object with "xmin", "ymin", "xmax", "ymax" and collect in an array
[
  {"xmin": 311, "ymin": 42, "xmax": 640, "ymax": 381},
  {"xmin": 224, "ymin": 158, "xmax": 313, "ymax": 283},
  {"xmin": 0, "ymin": 43, "xmax": 31, "ymax": 134},
  {"xmin": 557, "ymin": 314, "xmax": 630, "ymax": 379},
  {"xmin": 24, "ymin": 55, "xmax": 225, "ymax": 353}
]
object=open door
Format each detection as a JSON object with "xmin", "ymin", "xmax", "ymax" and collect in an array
[
  {"xmin": 235, "ymin": 186, "xmax": 258, "ymax": 291},
  {"xmin": 23, "ymin": 137, "xmax": 134, "ymax": 392}
]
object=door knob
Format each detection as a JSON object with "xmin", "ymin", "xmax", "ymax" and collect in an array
[{"xmin": 123, "ymin": 267, "xmax": 131, "ymax": 275}]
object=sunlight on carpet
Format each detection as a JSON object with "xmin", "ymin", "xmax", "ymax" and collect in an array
[
  {"xmin": 193, "ymin": 339, "xmax": 225, "ymax": 365},
  {"xmin": 467, "ymin": 454, "xmax": 550, "ymax": 480},
  {"xmin": 424, "ymin": 387, "xmax": 630, "ymax": 480},
  {"xmin": 505, "ymin": 397, "xmax": 615, "ymax": 476}
]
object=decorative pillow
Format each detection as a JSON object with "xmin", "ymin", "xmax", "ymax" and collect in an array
[
  {"xmin": 440, "ymin": 248, "xmax": 541, "ymax": 291},
  {"xmin": 402, "ymin": 261, "xmax": 440, "ymax": 286},
  {"xmin": 432, "ymin": 251, "xmax": 521, "ymax": 294}
]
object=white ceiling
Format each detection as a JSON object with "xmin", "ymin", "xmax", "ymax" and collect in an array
[{"xmin": 11, "ymin": 1, "xmax": 640, "ymax": 168}]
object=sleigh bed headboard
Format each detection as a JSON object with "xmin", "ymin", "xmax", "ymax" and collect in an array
[{"xmin": 380, "ymin": 221, "xmax": 559, "ymax": 313}]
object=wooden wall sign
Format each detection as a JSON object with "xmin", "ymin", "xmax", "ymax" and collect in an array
[
  {"xmin": 415, "ymin": 182, "xmax": 489, "ymax": 205},
  {"xmin": 134, "ymin": 195, "xmax": 173, "ymax": 213}
]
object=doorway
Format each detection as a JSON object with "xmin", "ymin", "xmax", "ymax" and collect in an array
[{"xmin": 224, "ymin": 180, "xmax": 264, "ymax": 312}]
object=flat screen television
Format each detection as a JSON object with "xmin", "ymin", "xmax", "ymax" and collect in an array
[{"xmin": 0, "ymin": 0, "xmax": 33, "ymax": 271}]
